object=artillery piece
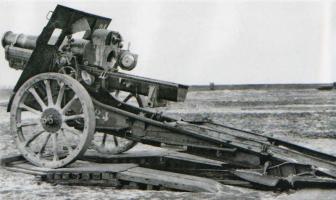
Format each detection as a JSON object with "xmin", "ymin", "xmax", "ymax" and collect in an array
[{"xmin": 2, "ymin": 5, "xmax": 336, "ymax": 190}]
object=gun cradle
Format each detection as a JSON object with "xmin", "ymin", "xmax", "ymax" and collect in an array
[{"xmin": 2, "ymin": 31, "xmax": 188, "ymax": 106}]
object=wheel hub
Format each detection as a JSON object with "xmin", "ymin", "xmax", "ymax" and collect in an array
[{"xmin": 41, "ymin": 108, "xmax": 62, "ymax": 132}]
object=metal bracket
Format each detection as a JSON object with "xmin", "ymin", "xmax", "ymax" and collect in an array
[
  {"xmin": 147, "ymin": 85, "xmax": 167, "ymax": 107},
  {"xmin": 46, "ymin": 11, "xmax": 53, "ymax": 20}
]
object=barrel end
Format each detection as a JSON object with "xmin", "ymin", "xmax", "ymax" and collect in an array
[{"xmin": 2, "ymin": 31, "xmax": 13, "ymax": 48}]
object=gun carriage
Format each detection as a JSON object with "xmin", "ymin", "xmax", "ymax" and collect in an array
[{"xmin": 2, "ymin": 5, "xmax": 336, "ymax": 190}]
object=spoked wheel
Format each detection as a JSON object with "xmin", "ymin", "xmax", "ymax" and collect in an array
[
  {"xmin": 10, "ymin": 73, "xmax": 95, "ymax": 168},
  {"xmin": 91, "ymin": 91, "xmax": 143, "ymax": 154}
]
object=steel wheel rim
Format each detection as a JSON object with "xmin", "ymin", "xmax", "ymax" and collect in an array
[{"xmin": 10, "ymin": 73, "xmax": 95, "ymax": 168}]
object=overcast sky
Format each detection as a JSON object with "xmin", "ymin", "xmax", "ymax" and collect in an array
[{"xmin": 0, "ymin": 0, "xmax": 335, "ymax": 87}]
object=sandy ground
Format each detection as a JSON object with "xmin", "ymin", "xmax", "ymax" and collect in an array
[{"xmin": 1, "ymin": 88, "xmax": 336, "ymax": 199}]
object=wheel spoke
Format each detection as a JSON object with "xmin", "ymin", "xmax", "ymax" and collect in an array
[
  {"xmin": 37, "ymin": 132, "xmax": 51, "ymax": 157},
  {"xmin": 63, "ymin": 125, "xmax": 82, "ymax": 137},
  {"xmin": 101, "ymin": 133, "xmax": 107, "ymax": 147},
  {"xmin": 123, "ymin": 94, "xmax": 133, "ymax": 103},
  {"xmin": 62, "ymin": 95, "xmax": 78, "ymax": 113},
  {"xmin": 60, "ymin": 130, "xmax": 74, "ymax": 154},
  {"xmin": 44, "ymin": 80, "xmax": 53, "ymax": 106},
  {"xmin": 60, "ymin": 129, "xmax": 73, "ymax": 143},
  {"xmin": 17, "ymin": 119, "xmax": 40, "ymax": 128},
  {"xmin": 52, "ymin": 133, "xmax": 59, "ymax": 161},
  {"xmin": 113, "ymin": 136, "xmax": 119, "ymax": 146},
  {"xmin": 64, "ymin": 145, "xmax": 73, "ymax": 154},
  {"xmin": 19, "ymin": 103, "xmax": 42, "ymax": 115},
  {"xmin": 24, "ymin": 129, "xmax": 44, "ymax": 147},
  {"xmin": 56, "ymin": 82, "xmax": 65, "ymax": 107},
  {"xmin": 63, "ymin": 114, "xmax": 84, "ymax": 121},
  {"xmin": 28, "ymin": 87, "xmax": 47, "ymax": 110}
]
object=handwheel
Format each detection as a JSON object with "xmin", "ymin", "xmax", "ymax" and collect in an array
[
  {"xmin": 10, "ymin": 73, "xmax": 95, "ymax": 168},
  {"xmin": 91, "ymin": 91, "xmax": 143, "ymax": 154}
]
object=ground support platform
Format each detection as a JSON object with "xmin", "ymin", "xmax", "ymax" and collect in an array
[
  {"xmin": 2, "ymin": 148, "xmax": 336, "ymax": 192},
  {"xmin": 0, "ymin": 149, "xmax": 232, "ymax": 193}
]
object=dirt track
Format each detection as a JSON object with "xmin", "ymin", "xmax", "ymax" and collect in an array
[{"xmin": 1, "ymin": 88, "xmax": 336, "ymax": 199}]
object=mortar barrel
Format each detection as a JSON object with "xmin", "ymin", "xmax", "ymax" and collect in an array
[{"xmin": 2, "ymin": 31, "xmax": 37, "ymax": 50}]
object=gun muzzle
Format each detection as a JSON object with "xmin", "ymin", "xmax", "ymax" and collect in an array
[
  {"xmin": 2, "ymin": 31, "xmax": 37, "ymax": 50},
  {"xmin": 2, "ymin": 31, "xmax": 36, "ymax": 70}
]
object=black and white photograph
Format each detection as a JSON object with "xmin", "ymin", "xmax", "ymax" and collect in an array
[{"xmin": 1, "ymin": 0, "xmax": 336, "ymax": 199}]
